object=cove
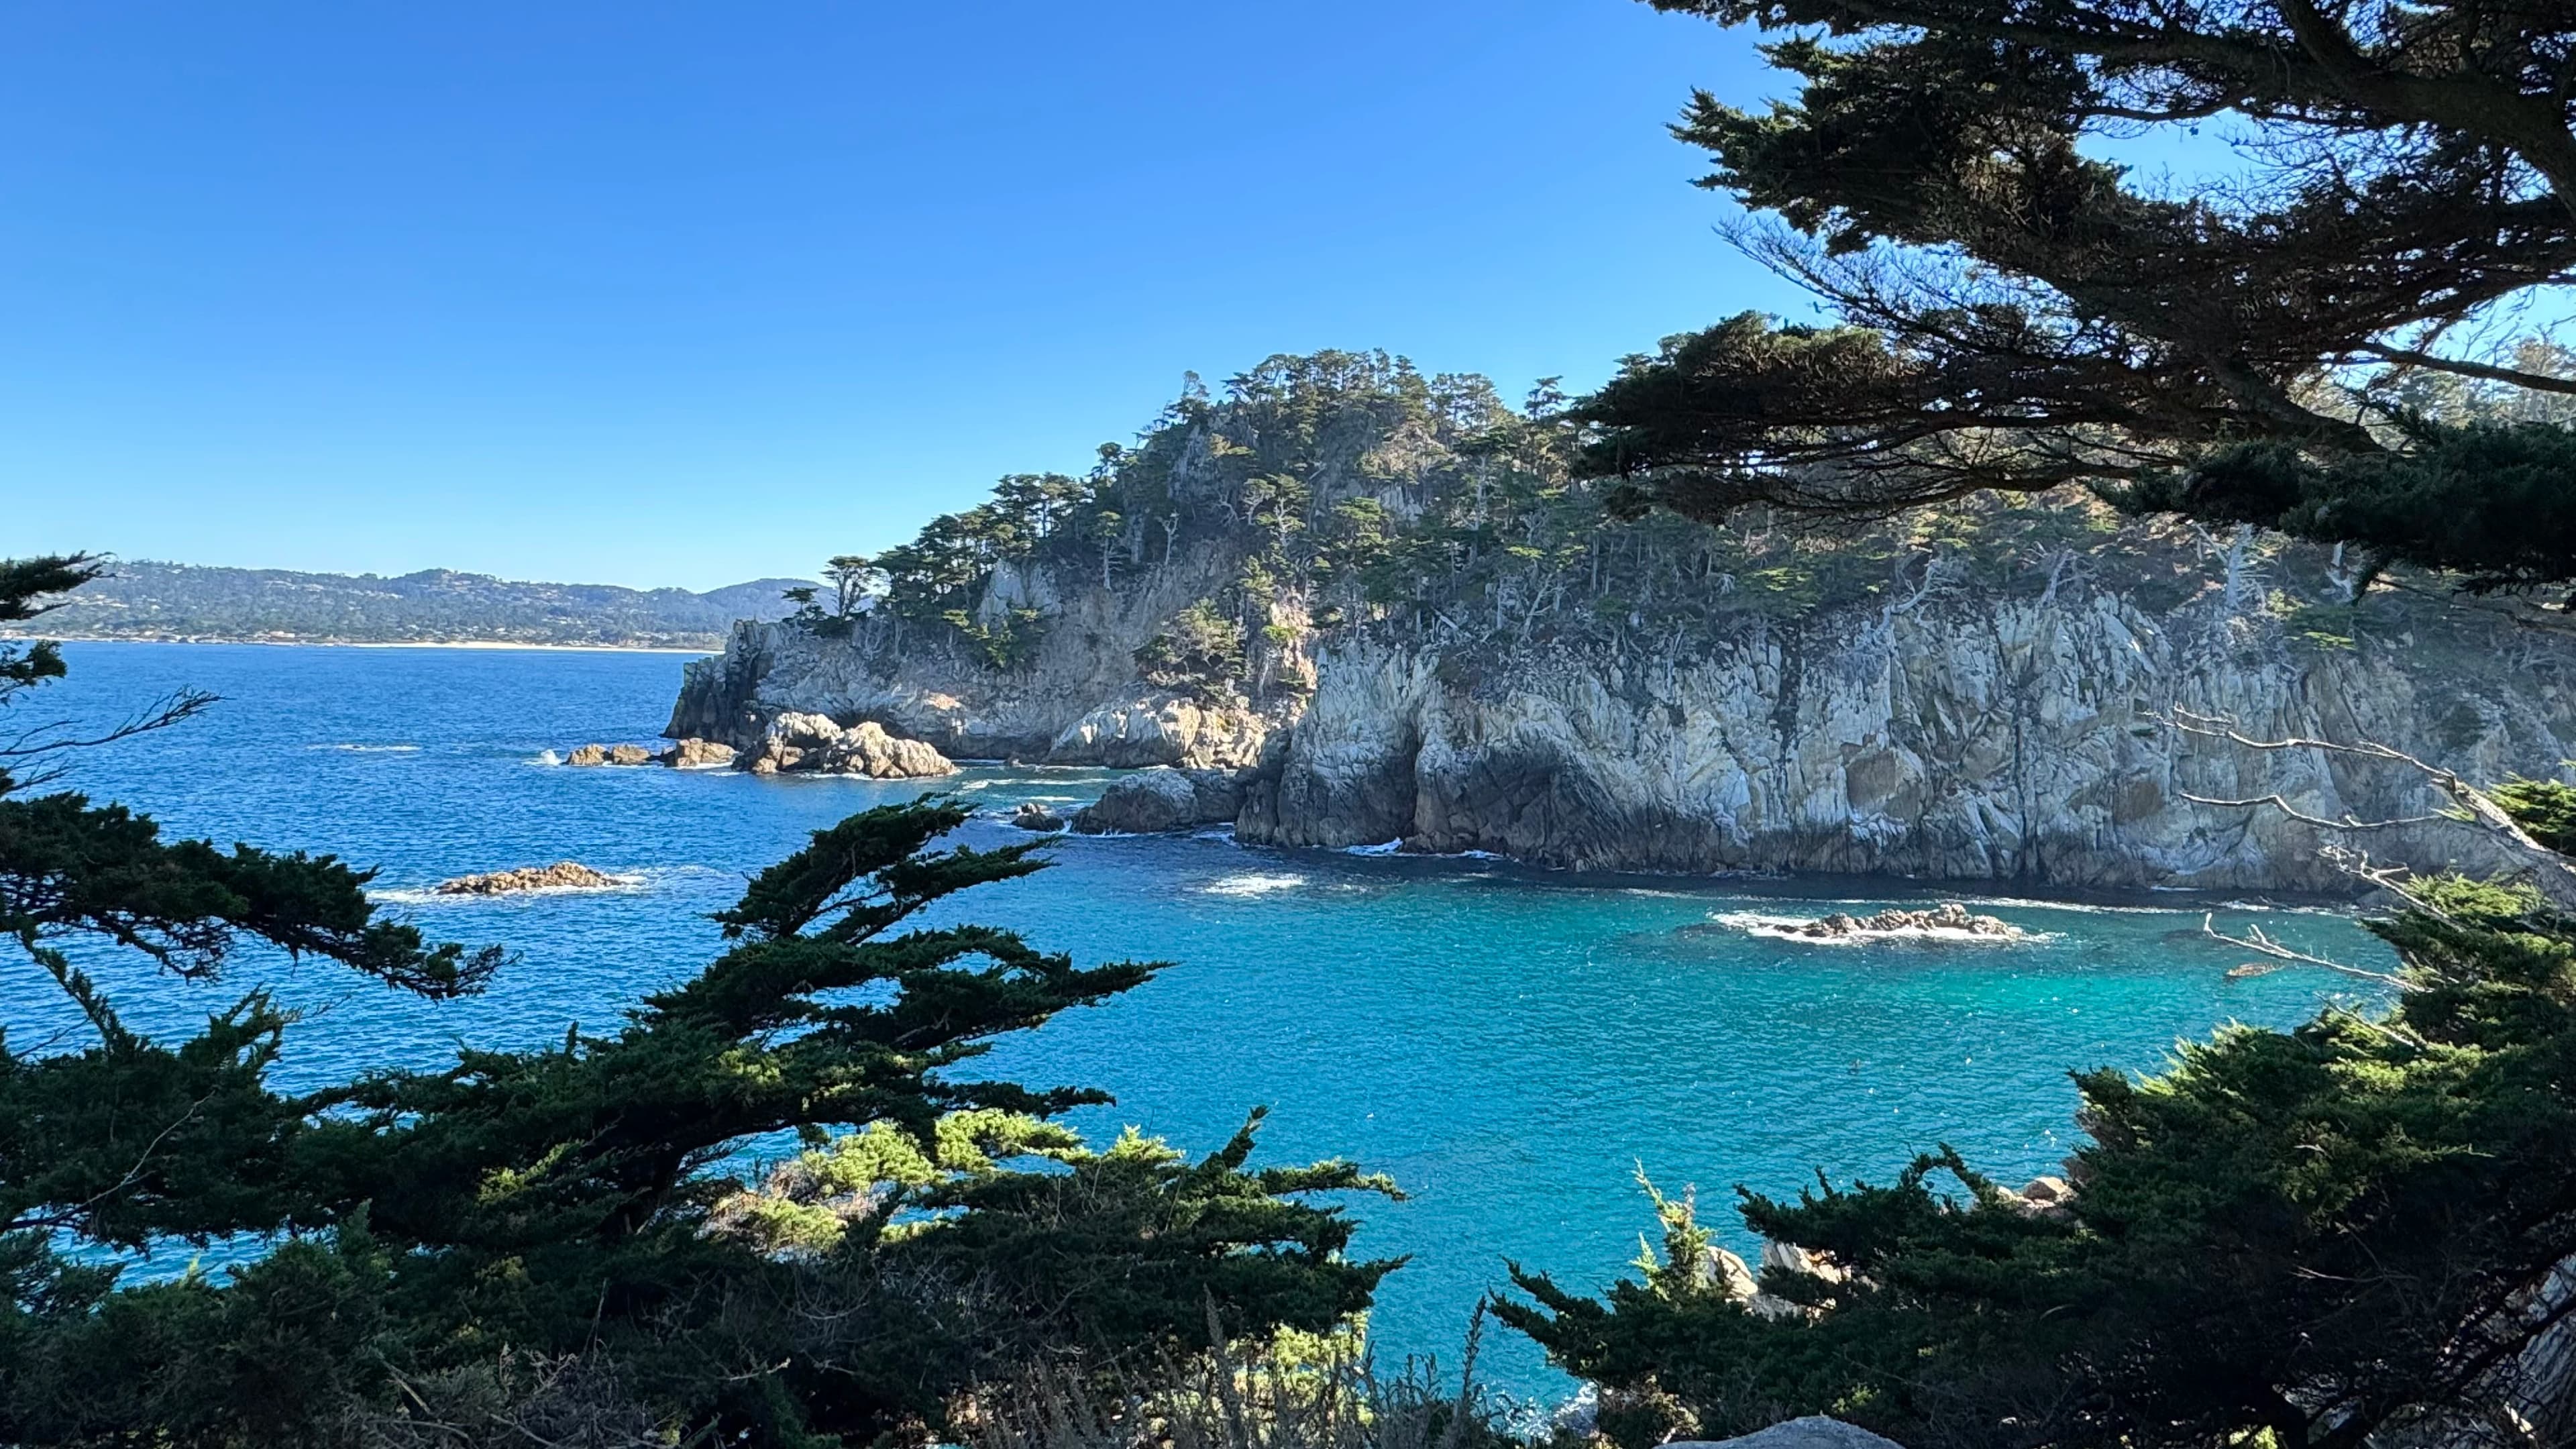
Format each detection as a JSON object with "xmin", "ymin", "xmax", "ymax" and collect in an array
[{"xmin": 19, "ymin": 642, "xmax": 2397, "ymax": 1396}]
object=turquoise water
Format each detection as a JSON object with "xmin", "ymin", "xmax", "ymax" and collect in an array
[{"xmin": 19, "ymin": 643, "xmax": 2396, "ymax": 1394}]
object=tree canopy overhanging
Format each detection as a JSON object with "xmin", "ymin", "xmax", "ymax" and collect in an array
[
  {"xmin": 1579, "ymin": 0, "xmax": 2576, "ymax": 588},
  {"xmin": 1491, "ymin": 7, "xmax": 2576, "ymax": 1446}
]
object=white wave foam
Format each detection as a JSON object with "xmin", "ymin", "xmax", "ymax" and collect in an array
[
  {"xmin": 532, "ymin": 749, "xmax": 562, "ymax": 766},
  {"xmin": 313, "ymin": 743, "xmax": 421, "ymax": 753},
  {"xmin": 1691, "ymin": 890, "xmax": 2342, "ymax": 920},
  {"xmin": 1706, "ymin": 910, "xmax": 2055, "ymax": 946},
  {"xmin": 1343, "ymin": 839, "xmax": 1404, "ymax": 857},
  {"xmin": 1199, "ymin": 872, "xmax": 1307, "ymax": 898}
]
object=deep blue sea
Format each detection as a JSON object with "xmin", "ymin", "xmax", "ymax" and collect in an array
[{"xmin": 19, "ymin": 642, "xmax": 2396, "ymax": 1395}]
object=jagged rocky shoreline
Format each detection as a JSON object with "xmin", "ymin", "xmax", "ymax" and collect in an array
[
  {"xmin": 659, "ymin": 356, "xmax": 2576, "ymax": 894},
  {"xmin": 665, "ymin": 577, "xmax": 2576, "ymax": 892}
]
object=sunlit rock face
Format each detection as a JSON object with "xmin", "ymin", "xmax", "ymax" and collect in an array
[
  {"xmin": 1236, "ymin": 591, "xmax": 2574, "ymax": 892},
  {"xmin": 672, "ymin": 531, "xmax": 2576, "ymax": 892}
]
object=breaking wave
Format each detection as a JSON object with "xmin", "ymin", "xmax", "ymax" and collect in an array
[{"xmin": 1198, "ymin": 872, "xmax": 1308, "ymax": 898}]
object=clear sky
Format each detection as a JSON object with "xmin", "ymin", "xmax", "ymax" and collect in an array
[{"xmin": 3, "ymin": 1, "xmax": 1818, "ymax": 590}]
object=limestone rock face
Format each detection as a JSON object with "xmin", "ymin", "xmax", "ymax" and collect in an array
[
  {"xmin": 1230, "ymin": 596, "xmax": 2576, "ymax": 892},
  {"xmin": 435, "ymin": 861, "xmax": 624, "ymax": 895},
  {"xmin": 1049, "ymin": 694, "xmax": 1267, "ymax": 768},
  {"xmin": 665, "ymin": 542, "xmax": 1285, "ymax": 768},
  {"xmin": 669, "ymin": 529, "xmax": 2576, "ymax": 890},
  {"xmin": 739, "ymin": 713, "xmax": 956, "ymax": 779},
  {"xmin": 1071, "ymin": 767, "xmax": 1244, "ymax": 835}
]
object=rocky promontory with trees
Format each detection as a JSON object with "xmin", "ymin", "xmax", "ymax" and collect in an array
[{"xmin": 667, "ymin": 354, "xmax": 2576, "ymax": 893}]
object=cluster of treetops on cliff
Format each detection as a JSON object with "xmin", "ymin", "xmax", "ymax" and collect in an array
[
  {"xmin": 790, "ymin": 343, "xmax": 2573, "ymax": 700},
  {"xmin": 786, "ymin": 356, "xmax": 2238, "ymax": 690}
]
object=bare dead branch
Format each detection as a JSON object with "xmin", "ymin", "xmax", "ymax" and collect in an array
[
  {"xmin": 2355, "ymin": 342, "xmax": 2576, "ymax": 396},
  {"xmin": 2169, "ymin": 710, "xmax": 2576, "ymax": 914},
  {"xmin": 0, "ymin": 688, "xmax": 219, "ymax": 761},
  {"xmin": 2204, "ymin": 912, "xmax": 2412, "ymax": 989},
  {"xmin": 2180, "ymin": 791, "xmax": 2449, "ymax": 833}
]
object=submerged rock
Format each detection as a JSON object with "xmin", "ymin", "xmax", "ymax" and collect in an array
[
  {"xmin": 1012, "ymin": 802, "xmax": 1066, "ymax": 832},
  {"xmin": 435, "ymin": 861, "xmax": 624, "ymax": 895},
  {"xmin": 1071, "ymin": 767, "xmax": 1243, "ymax": 835},
  {"xmin": 659, "ymin": 737, "xmax": 737, "ymax": 769},
  {"xmin": 739, "ymin": 712, "xmax": 956, "ymax": 779}
]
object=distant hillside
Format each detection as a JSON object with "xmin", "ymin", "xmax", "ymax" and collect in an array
[{"xmin": 15, "ymin": 560, "xmax": 816, "ymax": 649}]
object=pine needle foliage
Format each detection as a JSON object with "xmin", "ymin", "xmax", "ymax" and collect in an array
[{"xmin": 1578, "ymin": 0, "xmax": 2576, "ymax": 586}]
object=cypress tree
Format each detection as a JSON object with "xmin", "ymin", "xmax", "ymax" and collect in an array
[{"xmin": 0, "ymin": 555, "xmax": 1394, "ymax": 1446}]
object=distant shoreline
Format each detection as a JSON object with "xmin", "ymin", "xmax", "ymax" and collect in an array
[{"xmin": 2, "ymin": 633, "xmax": 718, "ymax": 655}]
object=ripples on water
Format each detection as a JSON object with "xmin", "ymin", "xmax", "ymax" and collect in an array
[{"xmin": 20, "ymin": 643, "xmax": 2400, "ymax": 1393}]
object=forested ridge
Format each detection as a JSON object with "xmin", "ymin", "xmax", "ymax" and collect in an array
[{"xmin": 11, "ymin": 560, "xmax": 814, "ymax": 648}]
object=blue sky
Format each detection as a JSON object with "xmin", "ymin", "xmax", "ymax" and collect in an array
[{"xmin": 1, "ymin": 1, "xmax": 1830, "ymax": 588}]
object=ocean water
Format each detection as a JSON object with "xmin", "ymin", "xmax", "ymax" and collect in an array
[{"xmin": 19, "ymin": 642, "xmax": 2397, "ymax": 1395}]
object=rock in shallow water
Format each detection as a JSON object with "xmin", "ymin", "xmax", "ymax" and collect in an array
[
  {"xmin": 1788, "ymin": 902, "xmax": 2023, "ymax": 941},
  {"xmin": 738, "ymin": 712, "xmax": 956, "ymax": 779},
  {"xmin": 435, "ymin": 861, "xmax": 623, "ymax": 895},
  {"xmin": 1070, "ymin": 767, "xmax": 1243, "ymax": 834},
  {"xmin": 1012, "ymin": 802, "xmax": 1066, "ymax": 832},
  {"xmin": 659, "ymin": 737, "xmax": 736, "ymax": 769},
  {"xmin": 565, "ymin": 743, "xmax": 655, "ymax": 767}
]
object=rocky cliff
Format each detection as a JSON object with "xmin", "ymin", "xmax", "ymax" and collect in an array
[
  {"xmin": 669, "ymin": 352, "xmax": 2576, "ymax": 892},
  {"xmin": 1232, "ymin": 588, "xmax": 2575, "ymax": 890},
  {"xmin": 666, "ymin": 551, "xmax": 1281, "ymax": 770}
]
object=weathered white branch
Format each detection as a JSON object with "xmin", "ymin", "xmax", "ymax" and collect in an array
[
  {"xmin": 2204, "ymin": 912, "xmax": 2412, "ymax": 989},
  {"xmin": 2171, "ymin": 710, "xmax": 2576, "ymax": 915},
  {"xmin": 2179, "ymin": 790, "xmax": 2447, "ymax": 833}
]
